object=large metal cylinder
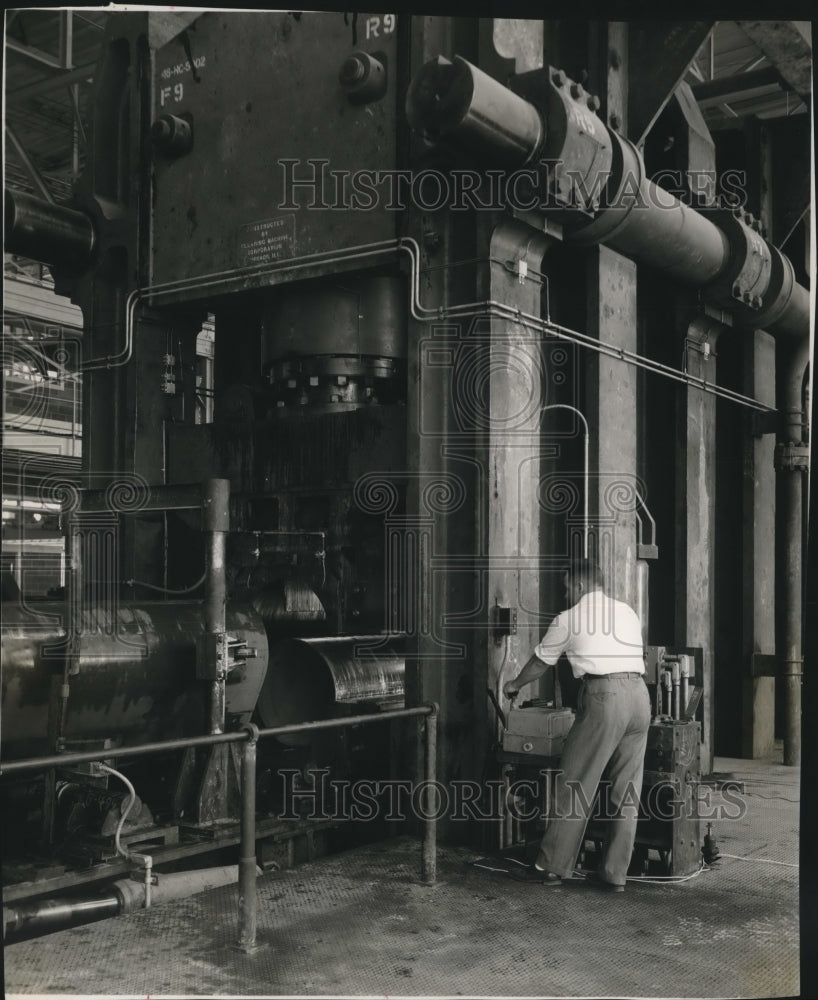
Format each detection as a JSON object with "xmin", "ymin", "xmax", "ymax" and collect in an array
[
  {"xmin": 4, "ymin": 190, "xmax": 96, "ymax": 269},
  {"xmin": 1, "ymin": 601, "xmax": 268, "ymax": 759},
  {"xmin": 566, "ymin": 131, "xmax": 730, "ymax": 285},
  {"xmin": 262, "ymin": 276, "xmax": 407, "ymax": 410},
  {"xmin": 263, "ymin": 276, "xmax": 407, "ymax": 361},
  {"xmin": 406, "ymin": 55, "xmax": 543, "ymax": 167},
  {"xmin": 406, "ymin": 58, "xmax": 810, "ymax": 340},
  {"xmin": 255, "ymin": 635, "xmax": 405, "ymax": 745}
]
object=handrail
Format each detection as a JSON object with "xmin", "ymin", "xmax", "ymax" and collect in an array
[{"xmin": 0, "ymin": 702, "xmax": 439, "ymax": 952}]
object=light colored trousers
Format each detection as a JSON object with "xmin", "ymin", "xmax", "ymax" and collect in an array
[{"xmin": 536, "ymin": 673, "xmax": 651, "ymax": 885}]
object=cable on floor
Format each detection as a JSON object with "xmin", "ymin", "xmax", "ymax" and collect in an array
[{"xmin": 718, "ymin": 853, "xmax": 798, "ymax": 869}]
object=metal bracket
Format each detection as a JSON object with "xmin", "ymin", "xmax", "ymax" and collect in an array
[
  {"xmin": 774, "ymin": 443, "xmax": 809, "ymax": 472},
  {"xmin": 196, "ymin": 632, "xmax": 230, "ymax": 680},
  {"xmin": 749, "ymin": 652, "xmax": 776, "ymax": 678},
  {"xmin": 749, "ymin": 409, "xmax": 779, "ymax": 438}
]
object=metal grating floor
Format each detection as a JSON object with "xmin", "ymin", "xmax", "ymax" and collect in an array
[{"xmin": 4, "ymin": 754, "xmax": 799, "ymax": 998}]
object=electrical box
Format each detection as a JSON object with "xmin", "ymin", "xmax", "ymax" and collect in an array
[{"xmin": 503, "ymin": 706, "xmax": 574, "ymax": 757}]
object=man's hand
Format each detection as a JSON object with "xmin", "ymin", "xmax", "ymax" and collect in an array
[{"xmin": 503, "ymin": 679, "xmax": 520, "ymax": 699}]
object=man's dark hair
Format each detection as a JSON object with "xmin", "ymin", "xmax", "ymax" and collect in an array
[{"xmin": 565, "ymin": 558, "xmax": 605, "ymax": 591}]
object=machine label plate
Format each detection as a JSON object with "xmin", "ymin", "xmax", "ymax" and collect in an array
[{"xmin": 237, "ymin": 215, "xmax": 296, "ymax": 266}]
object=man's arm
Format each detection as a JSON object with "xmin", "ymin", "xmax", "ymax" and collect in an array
[
  {"xmin": 502, "ymin": 652, "xmax": 550, "ymax": 698},
  {"xmin": 502, "ymin": 611, "xmax": 571, "ymax": 698}
]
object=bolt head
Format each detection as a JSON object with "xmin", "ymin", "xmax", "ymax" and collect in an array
[
  {"xmin": 339, "ymin": 54, "xmax": 366, "ymax": 86},
  {"xmin": 552, "ymin": 69, "xmax": 566, "ymax": 88},
  {"xmin": 587, "ymin": 95, "xmax": 601, "ymax": 112},
  {"xmin": 309, "ymin": 376, "xmax": 319, "ymax": 386},
  {"xmin": 570, "ymin": 82, "xmax": 585, "ymax": 100}
]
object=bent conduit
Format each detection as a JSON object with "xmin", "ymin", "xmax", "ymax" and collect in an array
[{"xmin": 407, "ymin": 55, "xmax": 810, "ymax": 764}]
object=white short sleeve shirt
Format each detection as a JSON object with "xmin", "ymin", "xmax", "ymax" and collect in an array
[{"xmin": 534, "ymin": 590, "xmax": 645, "ymax": 678}]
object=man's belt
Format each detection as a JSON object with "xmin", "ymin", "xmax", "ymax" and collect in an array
[{"xmin": 583, "ymin": 672, "xmax": 644, "ymax": 679}]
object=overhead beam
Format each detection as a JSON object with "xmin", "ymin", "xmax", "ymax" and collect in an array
[
  {"xmin": 6, "ymin": 125, "xmax": 55, "ymax": 203},
  {"xmin": 628, "ymin": 21, "xmax": 715, "ymax": 146},
  {"xmin": 7, "ymin": 63, "xmax": 95, "ymax": 101},
  {"xmin": 692, "ymin": 65, "xmax": 783, "ymax": 102},
  {"xmin": 736, "ymin": 21, "xmax": 812, "ymax": 97}
]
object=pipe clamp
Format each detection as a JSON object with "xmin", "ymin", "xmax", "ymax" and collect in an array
[{"xmin": 774, "ymin": 443, "xmax": 809, "ymax": 472}]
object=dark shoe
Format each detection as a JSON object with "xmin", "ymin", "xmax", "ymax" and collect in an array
[
  {"xmin": 582, "ymin": 871, "xmax": 625, "ymax": 893},
  {"xmin": 508, "ymin": 865, "xmax": 562, "ymax": 885}
]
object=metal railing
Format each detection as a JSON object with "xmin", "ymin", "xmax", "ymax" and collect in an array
[{"xmin": 0, "ymin": 703, "xmax": 439, "ymax": 952}]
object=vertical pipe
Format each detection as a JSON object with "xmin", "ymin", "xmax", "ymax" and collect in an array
[
  {"xmin": 671, "ymin": 662, "xmax": 681, "ymax": 720},
  {"xmin": 776, "ymin": 343, "xmax": 808, "ymax": 767},
  {"xmin": 202, "ymin": 478, "xmax": 230, "ymax": 735},
  {"xmin": 421, "ymin": 706, "xmax": 438, "ymax": 885},
  {"xmin": 237, "ymin": 726, "xmax": 258, "ymax": 952},
  {"xmin": 780, "ymin": 467, "xmax": 804, "ymax": 765}
]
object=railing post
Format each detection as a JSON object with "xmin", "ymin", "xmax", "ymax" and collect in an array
[
  {"xmin": 421, "ymin": 704, "xmax": 438, "ymax": 885},
  {"xmin": 236, "ymin": 723, "xmax": 259, "ymax": 952}
]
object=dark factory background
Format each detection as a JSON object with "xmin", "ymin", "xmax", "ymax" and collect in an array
[{"xmin": 1, "ymin": 10, "xmax": 811, "ymax": 993}]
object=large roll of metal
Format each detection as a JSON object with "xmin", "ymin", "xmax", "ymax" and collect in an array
[
  {"xmin": 255, "ymin": 635, "xmax": 405, "ymax": 745},
  {"xmin": 1, "ymin": 601, "xmax": 268, "ymax": 759}
]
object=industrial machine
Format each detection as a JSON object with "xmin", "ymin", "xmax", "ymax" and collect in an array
[{"xmin": 2, "ymin": 12, "xmax": 810, "ymax": 933}]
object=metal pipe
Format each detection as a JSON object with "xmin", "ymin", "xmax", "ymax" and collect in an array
[
  {"xmin": 1, "ymin": 706, "xmax": 435, "ymax": 776},
  {"xmin": 4, "ymin": 865, "xmax": 249, "ymax": 942},
  {"xmin": 406, "ymin": 55, "xmax": 542, "ymax": 167},
  {"xmin": 422, "ymin": 705, "xmax": 439, "ymax": 884},
  {"xmin": 4, "ymin": 895, "xmax": 121, "ymax": 942},
  {"xmin": 237, "ymin": 724, "xmax": 258, "ymax": 952},
  {"xmin": 776, "ymin": 341, "xmax": 809, "ymax": 766},
  {"xmin": 680, "ymin": 660, "xmax": 690, "ymax": 718},
  {"xmin": 404, "ymin": 62, "xmax": 809, "ymax": 341},
  {"xmin": 4, "ymin": 189, "xmax": 95, "ymax": 266},
  {"xmin": 202, "ymin": 478, "xmax": 230, "ymax": 735},
  {"xmin": 671, "ymin": 661, "xmax": 681, "ymax": 720},
  {"xmin": 661, "ymin": 670, "xmax": 672, "ymax": 715}
]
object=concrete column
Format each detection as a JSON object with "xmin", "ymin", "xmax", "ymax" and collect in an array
[
  {"xmin": 741, "ymin": 330, "xmax": 777, "ymax": 757},
  {"xmin": 585, "ymin": 245, "xmax": 638, "ymax": 604},
  {"xmin": 479, "ymin": 220, "xmax": 552, "ymax": 767},
  {"xmin": 675, "ymin": 314, "xmax": 723, "ymax": 776}
]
